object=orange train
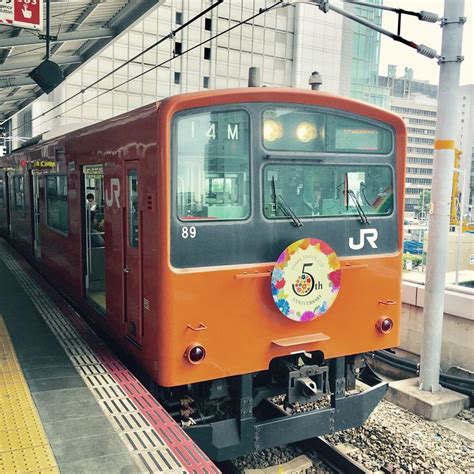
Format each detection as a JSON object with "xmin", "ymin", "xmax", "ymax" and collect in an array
[{"xmin": 0, "ymin": 88, "xmax": 406, "ymax": 460}]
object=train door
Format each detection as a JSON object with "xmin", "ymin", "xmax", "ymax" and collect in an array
[
  {"xmin": 124, "ymin": 161, "xmax": 141, "ymax": 344},
  {"xmin": 82, "ymin": 165, "xmax": 106, "ymax": 312},
  {"xmin": 31, "ymin": 171, "xmax": 41, "ymax": 258}
]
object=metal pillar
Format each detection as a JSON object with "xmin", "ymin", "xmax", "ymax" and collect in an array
[{"xmin": 419, "ymin": 0, "xmax": 465, "ymax": 392}]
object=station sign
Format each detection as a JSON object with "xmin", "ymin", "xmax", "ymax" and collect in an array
[
  {"xmin": 0, "ymin": 0, "xmax": 43, "ymax": 31},
  {"xmin": 33, "ymin": 159, "xmax": 55, "ymax": 169}
]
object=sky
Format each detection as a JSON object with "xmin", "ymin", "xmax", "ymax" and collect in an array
[{"xmin": 379, "ymin": 0, "xmax": 473, "ymax": 85}]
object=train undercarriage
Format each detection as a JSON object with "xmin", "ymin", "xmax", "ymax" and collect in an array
[{"xmin": 154, "ymin": 353, "xmax": 388, "ymax": 461}]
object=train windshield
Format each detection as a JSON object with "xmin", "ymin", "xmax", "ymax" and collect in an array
[
  {"xmin": 175, "ymin": 109, "xmax": 250, "ymax": 221},
  {"xmin": 263, "ymin": 164, "xmax": 393, "ymax": 220},
  {"xmin": 171, "ymin": 103, "xmax": 398, "ymax": 267}
]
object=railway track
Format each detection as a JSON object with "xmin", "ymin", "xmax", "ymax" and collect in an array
[
  {"xmin": 216, "ymin": 436, "xmax": 370, "ymax": 473},
  {"xmin": 302, "ymin": 437, "xmax": 370, "ymax": 474}
]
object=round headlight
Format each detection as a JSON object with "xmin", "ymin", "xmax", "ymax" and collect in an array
[
  {"xmin": 296, "ymin": 121, "xmax": 317, "ymax": 143},
  {"xmin": 263, "ymin": 119, "xmax": 283, "ymax": 142}
]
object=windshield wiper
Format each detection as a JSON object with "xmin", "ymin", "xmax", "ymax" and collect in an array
[
  {"xmin": 272, "ymin": 177, "xmax": 303, "ymax": 227},
  {"xmin": 348, "ymin": 190, "xmax": 370, "ymax": 226}
]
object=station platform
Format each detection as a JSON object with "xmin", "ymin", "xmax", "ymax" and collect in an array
[{"xmin": 0, "ymin": 239, "xmax": 219, "ymax": 474}]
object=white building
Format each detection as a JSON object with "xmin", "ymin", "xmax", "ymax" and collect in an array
[
  {"xmin": 456, "ymin": 84, "xmax": 474, "ymax": 214},
  {"xmin": 390, "ymin": 95, "xmax": 437, "ymax": 218},
  {"xmin": 11, "ymin": 0, "xmax": 386, "ymax": 145}
]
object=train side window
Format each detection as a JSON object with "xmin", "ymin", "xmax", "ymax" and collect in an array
[
  {"xmin": 13, "ymin": 175, "xmax": 26, "ymax": 216},
  {"xmin": 0, "ymin": 177, "xmax": 4, "ymax": 208},
  {"xmin": 175, "ymin": 109, "xmax": 250, "ymax": 221},
  {"xmin": 128, "ymin": 170, "xmax": 139, "ymax": 247},
  {"xmin": 45, "ymin": 175, "xmax": 68, "ymax": 235}
]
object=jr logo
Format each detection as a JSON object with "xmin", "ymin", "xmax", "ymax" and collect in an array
[
  {"xmin": 105, "ymin": 178, "xmax": 120, "ymax": 208},
  {"xmin": 349, "ymin": 228, "xmax": 378, "ymax": 250}
]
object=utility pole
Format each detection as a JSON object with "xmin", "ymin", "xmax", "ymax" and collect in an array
[{"xmin": 419, "ymin": 0, "xmax": 465, "ymax": 392}]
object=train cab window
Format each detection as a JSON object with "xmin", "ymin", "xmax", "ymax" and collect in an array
[
  {"xmin": 128, "ymin": 170, "xmax": 139, "ymax": 247},
  {"xmin": 13, "ymin": 175, "xmax": 26, "ymax": 216},
  {"xmin": 46, "ymin": 175, "xmax": 68, "ymax": 234},
  {"xmin": 263, "ymin": 165, "xmax": 393, "ymax": 219},
  {"xmin": 175, "ymin": 109, "xmax": 250, "ymax": 221},
  {"xmin": 263, "ymin": 108, "xmax": 392, "ymax": 154}
]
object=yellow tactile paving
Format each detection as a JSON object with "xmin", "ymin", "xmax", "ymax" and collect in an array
[
  {"xmin": 0, "ymin": 446, "xmax": 58, "ymax": 472},
  {"xmin": 0, "ymin": 427, "xmax": 48, "ymax": 452},
  {"xmin": 0, "ymin": 316, "xmax": 59, "ymax": 473}
]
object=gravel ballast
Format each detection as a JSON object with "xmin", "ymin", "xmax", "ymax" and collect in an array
[
  {"xmin": 326, "ymin": 400, "xmax": 474, "ymax": 473},
  {"xmin": 232, "ymin": 400, "xmax": 473, "ymax": 473}
]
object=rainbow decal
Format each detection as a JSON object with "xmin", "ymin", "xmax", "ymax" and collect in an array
[
  {"xmin": 371, "ymin": 186, "xmax": 393, "ymax": 214},
  {"xmin": 271, "ymin": 238, "xmax": 342, "ymax": 323}
]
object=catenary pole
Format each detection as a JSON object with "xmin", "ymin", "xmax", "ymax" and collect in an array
[{"xmin": 419, "ymin": 0, "xmax": 465, "ymax": 392}]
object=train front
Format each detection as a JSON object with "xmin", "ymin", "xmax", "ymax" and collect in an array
[{"xmin": 156, "ymin": 89, "xmax": 406, "ymax": 460}]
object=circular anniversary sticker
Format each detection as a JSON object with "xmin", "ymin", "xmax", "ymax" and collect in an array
[{"xmin": 271, "ymin": 238, "xmax": 342, "ymax": 322}]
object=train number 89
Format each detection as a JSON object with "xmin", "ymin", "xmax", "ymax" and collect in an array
[{"xmin": 181, "ymin": 226, "xmax": 197, "ymax": 239}]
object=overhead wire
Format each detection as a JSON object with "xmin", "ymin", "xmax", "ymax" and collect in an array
[
  {"xmin": 6, "ymin": 0, "xmax": 285, "ymax": 132},
  {"xmin": 7, "ymin": 0, "xmax": 224, "ymax": 131},
  {"xmin": 55, "ymin": 0, "xmax": 71, "ymax": 38}
]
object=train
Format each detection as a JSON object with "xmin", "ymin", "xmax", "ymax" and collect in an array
[{"xmin": 0, "ymin": 87, "xmax": 406, "ymax": 460}]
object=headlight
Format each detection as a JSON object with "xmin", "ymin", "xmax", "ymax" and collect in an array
[
  {"xmin": 296, "ymin": 121, "xmax": 317, "ymax": 143},
  {"xmin": 263, "ymin": 119, "xmax": 283, "ymax": 142}
]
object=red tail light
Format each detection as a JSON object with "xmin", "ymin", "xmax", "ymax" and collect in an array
[
  {"xmin": 376, "ymin": 317, "xmax": 393, "ymax": 334},
  {"xmin": 185, "ymin": 344, "xmax": 206, "ymax": 364}
]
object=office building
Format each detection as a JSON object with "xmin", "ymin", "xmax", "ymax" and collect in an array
[
  {"xmin": 456, "ymin": 85, "xmax": 474, "ymax": 213},
  {"xmin": 390, "ymin": 95, "xmax": 437, "ymax": 217}
]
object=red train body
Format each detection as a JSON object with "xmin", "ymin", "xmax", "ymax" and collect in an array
[{"xmin": 0, "ymin": 88, "xmax": 406, "ymax": 460}]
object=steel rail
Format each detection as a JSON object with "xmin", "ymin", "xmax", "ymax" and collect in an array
[{"xmin": 303, "ymin": 437, "xmax": 370, "ymax": 474}]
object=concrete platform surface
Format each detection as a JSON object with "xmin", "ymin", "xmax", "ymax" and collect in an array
[
  {"xmin": 438, "ymin": 417, "xmax": 474, "ymax": 443},
  {"xmin": 386, "ymin": 377, "xmax": 469, "ymax": 421}
]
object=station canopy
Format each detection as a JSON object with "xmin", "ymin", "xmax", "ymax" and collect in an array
[{"xmin": 0, "ymin": 0, "xmax": 162, "ymax": 123}]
